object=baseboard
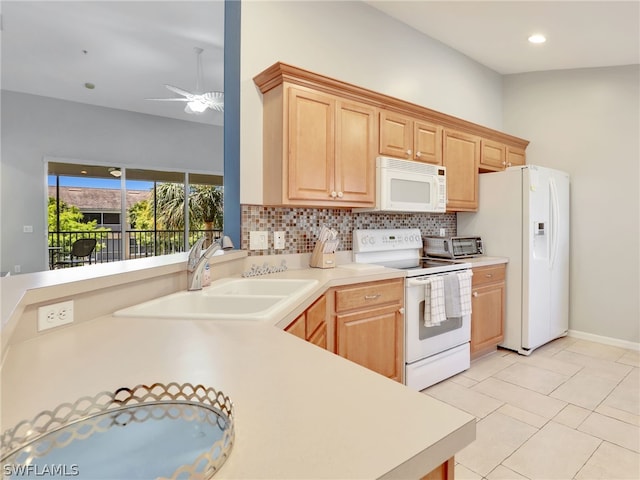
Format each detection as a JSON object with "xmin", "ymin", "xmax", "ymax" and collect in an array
[{"xmin": 568, "ymin": 330, "xmax": 640, "ymax": 352}]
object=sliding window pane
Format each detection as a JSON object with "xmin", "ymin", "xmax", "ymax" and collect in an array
[
  {"xmin": 188, "ymin": 173, "xmax": 223, "ymax": 247},
  {"xmin": 47, "ymin": 162, "xmax": 122, "ymax": 267},
  {"xmin": 126, "ymin": 169, "xmax": 186, "ymax": 257}
]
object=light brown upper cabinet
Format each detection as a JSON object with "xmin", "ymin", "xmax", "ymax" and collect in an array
[
  {"xmin": 379, "ymin": 110, "xmax": 442, "ymax": 165},
  {"xmin": 480, "ymin": 139, "xmax": 527, "ymax": 172},
  {"xmin": 443, "ymin": 129, "xmax": 480, "ymax": 211},
  {"xmin": 254, "ymin": 63, "xmax": 528, "ymax": 208},
  {"xmin": 506, "ymin": 146, "xmax": 526, "ymax": 167},
  {"xmin": 261, "ymin": 85, "xmax": 376, "ymax": 207},
  {"xmin": 480, "ymin": 138, "xmax": 507, "ymax": 172}
]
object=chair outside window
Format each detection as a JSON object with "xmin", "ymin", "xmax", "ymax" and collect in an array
[{"xmin": 53, "ymin": 238, "xmax": 97, "ymax": 268}]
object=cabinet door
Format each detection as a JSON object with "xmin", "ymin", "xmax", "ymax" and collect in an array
[
  {"xmin": 285, "ymin": 313, "xmax": 306, "ymax": 339},
  {"xmin": 507, "ymin": 146, "xmax": 526, "ymax": 167},
  {"xmin": 306, "ymin": 295, "xmax": 327, "ymax": 338},
  {"xmin": 336, "ymin": 305, "xmax": 403, "ymax": 382},
  {"xmin": 480, "ymin": 139, "xmax": 506, "ymax": 171},
  {"xmin": 443, "ymin": 129, "xmax": 480, "ymax": 211},
  {"xmin": 288, "ymin": 88, "xmax": 335, "ymax": 201},
  {"xmin": 334, "ymin": 101, "xmax": 376, "ymax": 205},
  {"xmin": 379, "ymin": 111, "xmax": 412, "ymax": 159},
  {"xmin": 470, "ymin": 283, "xmax": 505, "ymax": 357},
  {"xmin": 308, "ymin": 322, "xmax": 327, "ymax": 349},
  {"xmin": 414, "ymin": 121, "xmax": 442, "ymax": 165}
]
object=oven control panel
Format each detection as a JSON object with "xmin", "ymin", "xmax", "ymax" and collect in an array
[{"xmin": 353, "ymin": 229, "xmax": 423, "ymax": 253}]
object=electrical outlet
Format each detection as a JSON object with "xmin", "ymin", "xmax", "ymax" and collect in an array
[
  {"xmin": 249, "ymin": 231, "xmax": 268, "ymax": 250},
  {"xmin": 38, "ymin": 300, "xmax": 74, "ymax": 331},
  {"xmin": 274, "ymin": 231, "xmax": 286, "ymax": 250},
  {"xmin": 439, "ymin": 228, "xmax": 446, "ymax": 237}
]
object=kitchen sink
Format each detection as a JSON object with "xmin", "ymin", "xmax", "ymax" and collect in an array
[
  {"xmin": 113, "ymin": 278, "xmax": 318, "ymax": 321},
  {"xmin": 204, "ymin": 278, "xmax": 317, "ymax": 297}
]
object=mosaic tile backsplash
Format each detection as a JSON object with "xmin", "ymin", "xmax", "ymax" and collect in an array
[{"xmin": 241, "ymin": 205, "xmax": 457, "ymax": 255}]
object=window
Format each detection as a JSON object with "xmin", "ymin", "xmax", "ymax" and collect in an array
[{"xmin": 47, "ymin": 162, "xmax": 222, "ymax": 268}]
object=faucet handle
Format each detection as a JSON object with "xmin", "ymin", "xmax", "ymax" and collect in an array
[{"xmin": 188, "ymin": 237, "xmax": 206, "ymax": 269}]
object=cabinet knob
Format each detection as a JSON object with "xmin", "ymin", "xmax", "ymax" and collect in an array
[
  {"xmin": 337, "ymin": 191, "xmax": 344, "ymax": 198},
  {"xmin": 502, "ymin": 161, "xmax": 507, "ymax": 166},
  {"xmin": 507, "ymin": 162, "xmax": 512, "ymax": 167},
  {"xmin": 399, "ymin": 307, "xmax": 405, "ymax": 314},
  {"xmin": 364, "ymin": 293, "xmax": 381, "ymax": 300},
  {"xmin": 473, "ymin": 291, "xmax": 478, "ymax": 297},
  {"xmin": 406, "ymin": 149, "xmax": 412, "ymax": 156},
  {"xmin": 416, "ymin": 151, "xmax": 422, "ymax": 158},
  {"xmin": 330, "ymin": 191, "xmax": 337, "ymax": 198}
]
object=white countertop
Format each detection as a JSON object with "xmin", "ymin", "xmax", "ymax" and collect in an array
[
  {"xmin": 454, "ymin": 255, "xmax": 508, "ymax": 268},
  {"xmin": 0, "ymin": 259, "xmax": 476, "ymax": 478}
]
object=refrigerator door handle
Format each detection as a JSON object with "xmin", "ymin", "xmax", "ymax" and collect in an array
[{"xmin": 549, "ymin": 178, "xmax": 560, "ymax": 269}]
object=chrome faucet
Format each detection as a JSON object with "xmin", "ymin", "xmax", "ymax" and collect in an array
[{"xmin": 187, "ymin": 237, "xmax": 222, "ymax": 291}]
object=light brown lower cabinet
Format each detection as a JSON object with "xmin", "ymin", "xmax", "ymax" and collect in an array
[
  {"xmin": 421, "ymin": 457, "xmax": 455, "ymax": 480},
  {"xmin": 285, "ymin": 294, "xmax": 327, "ymax": 349},
  {"xmin": 470, "ymin": 264, "xmax": 506, "ymax": 359},
  {"xmin": 286, "ymin": 282, "xmax": 456, "ymax": 477},
  {"xmin": 285, "ymin": 279, "xmax": 404, "ymax": 382},
  {"xmin": 332, "ymin": 278, "xmax": 404, "ymax": 383}
]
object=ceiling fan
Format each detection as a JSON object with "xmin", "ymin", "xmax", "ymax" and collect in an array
[{"xmin": 147, "ymin": 47, "xmax": 223, "ymax": 114}]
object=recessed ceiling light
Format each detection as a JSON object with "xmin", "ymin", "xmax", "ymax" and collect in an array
[{"xmin": 528, "ymin": 34, "xmax": 546, "ymax": 44}]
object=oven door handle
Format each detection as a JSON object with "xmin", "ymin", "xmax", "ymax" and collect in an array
[{"xmin": 406, "ymin": 276, "xmax": 445, "ymax": 286}]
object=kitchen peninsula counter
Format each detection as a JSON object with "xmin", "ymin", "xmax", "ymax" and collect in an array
[{"xmin": 1, "ymin": 261, "xmax": 475, "ymax": 479}]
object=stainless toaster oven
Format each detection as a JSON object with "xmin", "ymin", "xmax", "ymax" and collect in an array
[{"xmin": 423, "ymin": 236, "xmax": 484, "ymax": 259}]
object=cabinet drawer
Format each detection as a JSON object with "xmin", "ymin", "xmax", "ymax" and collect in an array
[
  {"xmin": 335, "ymin": 279, "xmax": 403, "ymax": 312},
  {"xmin": 472, "ymin": 265, "xmax": 505, "ymax": 286}
]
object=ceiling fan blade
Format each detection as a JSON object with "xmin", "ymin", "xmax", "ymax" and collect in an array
[
  {"xmin": 164, "ymin": 84, "xmax": 195, "ymax": 98},
  {"xmin": 146, "ymin": 49, "xmax": 224, "ymax": 114},
  {"xmin": 146, "ymin": 97, "xmax": 190, "ymax": 102}
]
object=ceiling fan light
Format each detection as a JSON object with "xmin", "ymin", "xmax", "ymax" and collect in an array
[{"xmin": 185, "ymin": 100, "xmax": 208, "ymax": 114}]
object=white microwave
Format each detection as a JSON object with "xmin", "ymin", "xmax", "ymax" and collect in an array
[{"xmin": 356, "ymin": 157, "xmax": 447, "ymax": 213}]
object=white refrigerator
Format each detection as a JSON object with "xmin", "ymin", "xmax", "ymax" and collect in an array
[{"xmin": 458, "ymin": 165, "xmax": 570, "ymax": 355}]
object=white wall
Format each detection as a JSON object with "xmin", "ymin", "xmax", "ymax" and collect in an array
[
  {"xmin": 239, "ymin": 0, "xmax": 503, "ymax": 205},
  {"xmin": 503, "ymin": 65, "xmax": 640, "ymax": 344},
  {"xmin": 0, "ymin": 91, "xmax": 223, "ymax": 274}
]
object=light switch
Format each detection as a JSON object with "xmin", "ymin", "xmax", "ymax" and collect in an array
[{"xmin": 249, "ymin": 231, "xmax": 268, "ymax": 250}]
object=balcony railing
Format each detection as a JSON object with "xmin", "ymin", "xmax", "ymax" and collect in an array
[{"xmin": 48, "ymin": 229, "xmax": 222, "ymax": 268}]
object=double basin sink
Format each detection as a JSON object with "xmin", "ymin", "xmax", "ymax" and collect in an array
[{"xmin": 114, "ymin": 278, "xmax": 318, "ymax": 321}]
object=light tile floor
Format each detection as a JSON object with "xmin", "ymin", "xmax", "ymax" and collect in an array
[{"xmin": 423, "ymin": 337, "xmax": 640, "ymax": 479}]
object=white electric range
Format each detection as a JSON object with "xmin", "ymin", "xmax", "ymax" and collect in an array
[{"xmin": 353, "ymin": 228, "xmax": 472, "ymax": 390}]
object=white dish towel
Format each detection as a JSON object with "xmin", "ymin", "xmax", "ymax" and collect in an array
[
  {"xmin": 424, "ymin": 276, "xmax": 446, "ymax": 327},
  {"xmin": 444, "ymin": 270, "xmax": 473, "ymax": 318}
]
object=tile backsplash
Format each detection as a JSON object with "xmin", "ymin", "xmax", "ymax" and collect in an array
[{"xmin": 241, "ymin": 205, "xmax": 456, "ymax": 255}]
